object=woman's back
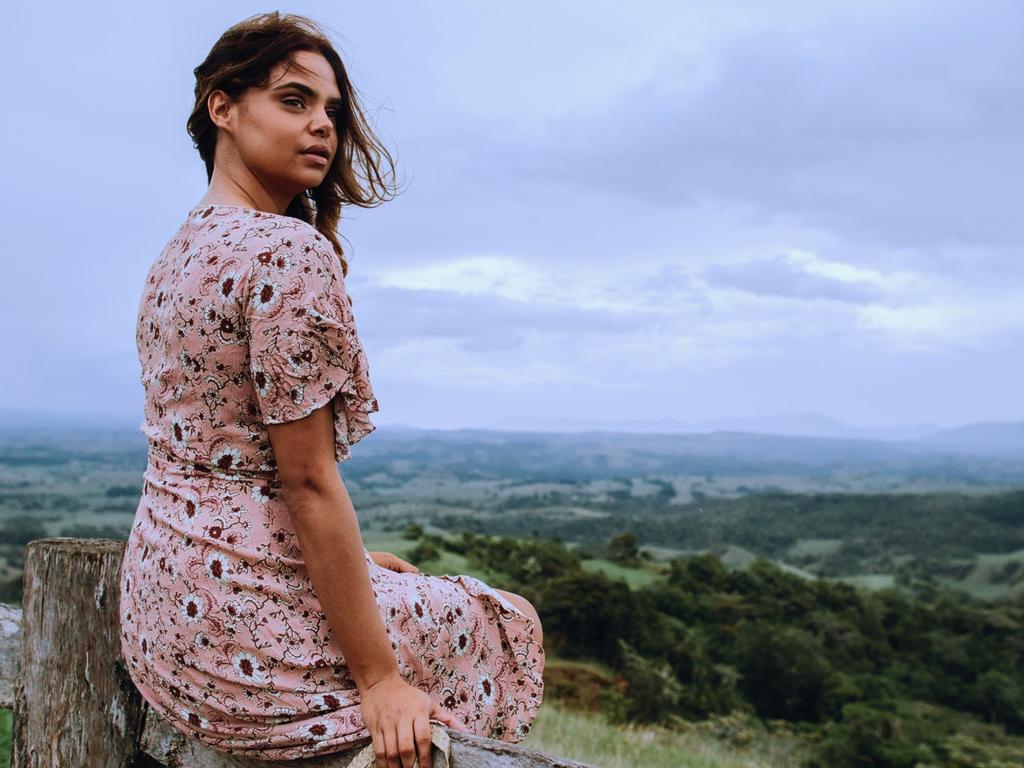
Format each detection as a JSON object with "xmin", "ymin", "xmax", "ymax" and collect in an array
[
  {"xmin": 118, "ymin": 204, "xmax": 544, "ymax": 760},
  {"xmin": 136, "ymin": 203, "xmax": 376, "ymax": 473},
  {"xmin": 120, "ymin": 203, "xmax": 382, "ymax": 758}
]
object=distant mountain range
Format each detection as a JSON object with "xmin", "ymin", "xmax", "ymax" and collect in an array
[
  {"xmin": 486, "ymin": 412, "xmax": 1024, "ymax": 456},
  {"xmin": 2, "ymin": 408, "xmax": 1023, "ymax": 457}
]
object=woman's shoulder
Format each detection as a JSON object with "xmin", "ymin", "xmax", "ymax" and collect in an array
[
  {"xmin": 187, "ymin": 204, "xmax": 322, "ymax": 240},
  {"xmin": 187, "ymin": 204, "xmax": 334, "ymax": 271}
]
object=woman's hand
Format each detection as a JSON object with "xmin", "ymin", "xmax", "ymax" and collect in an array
[
  {"xmin": 360, "ymin": 671, "xmax": 464, "ymax": 768},
  {"xmin": 369, "ymin": 550, "xmax": 420, "ymax": 574}
]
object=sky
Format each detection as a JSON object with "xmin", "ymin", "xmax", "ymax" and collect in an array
[{"xmin": 3, "ymin": 1, "xmax": 1022, "ymax": 434}]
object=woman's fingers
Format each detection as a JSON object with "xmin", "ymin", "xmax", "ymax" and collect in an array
[
  {"xmin": 368, "ymin": 551, "xmax": 420, "ymax": 574},
  {"xmin": 396, "ymin": 717, "xmax": 417, "ymax": 768},
  {"xmin": 371, "ymin": 730, "xmax": 387, "ymax": 768},
  {"xmin": 387, "ymin": 553, "xmax": 418, "ymax": 573},
  {"xmin": 431, "ymin": 702, "xmax": 464, "ymax": 732},
  {"xmin": 414, "ymin": 712, "xmax": 433, "ymax": 768},
  {"xmin": 382, "ymin": 726, "xmax": 400, "ymax": 768}
]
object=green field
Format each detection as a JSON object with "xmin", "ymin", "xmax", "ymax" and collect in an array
[{"xmin": 4, "ymin": 425, "xmax": 1024, "ymax": 767}]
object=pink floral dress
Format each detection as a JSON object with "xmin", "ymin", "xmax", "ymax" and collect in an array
[{"xmin": 118, "ymin": 204, "xmax": 545, "ymax": 760}]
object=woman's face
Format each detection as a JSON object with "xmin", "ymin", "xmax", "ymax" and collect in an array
[{"xmin": 214, "ymin": 50, "xmax": 341, "ymax": 202}]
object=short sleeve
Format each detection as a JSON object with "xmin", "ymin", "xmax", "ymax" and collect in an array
[{"xmin": 243, "ymin": 227, "xmax": 378, "ymax": 462}]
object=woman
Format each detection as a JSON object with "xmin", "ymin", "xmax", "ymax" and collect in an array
[{"xmin": 117, "ymin": 12, "xmax": 544, "ymax": 766}]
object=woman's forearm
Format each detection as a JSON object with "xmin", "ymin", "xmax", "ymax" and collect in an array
[{"xmin": 284, "ymin": 474, "xmax": 399, "ymax": 692}]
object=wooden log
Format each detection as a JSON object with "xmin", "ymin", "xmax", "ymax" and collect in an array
[{"xmin": 10, "ymin": 538, "xmax": 148, "ymax": 768}]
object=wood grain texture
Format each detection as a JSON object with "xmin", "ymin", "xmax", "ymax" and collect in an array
[{"xmin": 9, "ymin": 538, "xmax": 147, "ymax": 768}]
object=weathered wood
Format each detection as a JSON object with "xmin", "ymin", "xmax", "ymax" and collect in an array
[
  {"xmin": 10, "ymin": 538, "xmax": 148, "ymax": 768},
  {"xmin": 0, "ymin": 602, "xmax": 22, "ymax": 709},
  {"xmin": 443, "ymin": 729, "xmax": 600, "ymax": 767},
  {"xmin": 0, "ymin": 538, "xmax": 603, "ymax": 767},
  {"xmin": 140, "ymin": 712, "xmax": 599, "ymax": 767}
]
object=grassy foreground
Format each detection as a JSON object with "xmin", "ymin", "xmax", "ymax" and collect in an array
[
  {"xmin": 522, "ymin": 701, "xmax": 811, "ymax": 768},
  {"xmin": 0, "ymin": 708, "xmax": 9, "ymax": 767}
]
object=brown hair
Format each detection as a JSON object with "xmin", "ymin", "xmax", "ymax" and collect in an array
[{"xmin": 187, "ymin": 11, "xmax": 398, "ymax": 276}]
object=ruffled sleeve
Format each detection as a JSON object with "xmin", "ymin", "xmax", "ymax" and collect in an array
[{"xmin": 242, "ymin": 227, "xmax": 378, "ymax": 462}]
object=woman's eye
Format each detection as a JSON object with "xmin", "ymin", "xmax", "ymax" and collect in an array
[{"xmin": 284, "ymin": 97, "xmax": 337, "ymax": 121}]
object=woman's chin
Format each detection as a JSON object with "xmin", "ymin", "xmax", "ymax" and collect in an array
[
  {"xmin": 275, "ymin": 173, "xmax": 327, "ymax": 198},
  {"xmin": 297, "ymin": 169, "xmax": 329, "ymax": 187}
]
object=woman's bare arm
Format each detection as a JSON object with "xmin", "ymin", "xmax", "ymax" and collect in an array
[{"xmin": 266, "ymin": 403, "xmax": 398, "ymax": 691}]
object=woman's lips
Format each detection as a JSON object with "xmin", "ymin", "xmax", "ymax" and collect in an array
[{"xmin": 301, "ymin": 152, "xmax": 329, "ymax": 166}]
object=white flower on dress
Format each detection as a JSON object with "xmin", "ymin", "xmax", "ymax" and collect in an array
[
  {"xmin": 222, "ymin": 599, "xmax": 245, "ymax": 625},
  {"xmin": 231, "ymin": 651, "xmax": 267, "ymax": 684},
  {"xmin": 169, "ymin": 415, "xmax": 188, "ymax": 450},
  {"xmin": 476, "ymin": 674, "xmax": 496, "ymax": 706},
  {"xmin": 205, "ymin": 551, "xmax": 230, "ymax": 580},
  {"xmin": 251, "ymin": 364, "xmax": 270, "ymax": 398},
  {"xmin": 299, "ymin": 717, "xmax": 338, "ymax": 741},
  {"xmin": 172, "ymin": 382, "xmax": 187, "ymax": 402},
  {"xmin": 288, "ymin": 383, "xmax": 306, "ymax": 407},
  {"xmin": 193, "ymin": 632, "xmax": 211, "ymax": 650},
  {"xmin": 250, "ymin": 277, "xmax": 281, "ymax": 312},
  {"xmin": 180, "ymin": 593, "xmax": 207, "ymax": 624},
  {"xmin": 452, "ymin": 629, "xmax": 471, "ymax": 657},
  {"xmin": 269, "ymin": 251, "xmax": 292, "ymax": 272},
  {"xmin": 407, "ymin": 595, "xmax": 431, "ymax": 625},
  {"xmin": 179, "ymin": 489, "xmax": 199, "ymax": 521},
  {"xmin": 515, "ymin": 719, "xmax": 531, "ymax": 738},
  {"xmin": 313, "ymin": 691, "xmax": 353, "ymax": 711},
  {"xmin": 201, "ymin": 301, "xmax": 220, "ymax": 326},
  {"xmin": 218, "ymin": 270, "xmax": 241, "ymax": 301},
  {"xmin": 177, "ymin": 348, "xmax": 203, "ymax": 380},
  {"xmin": 251, "ymin": 484, "xmax": 273, "ymax": 503},
  {"xmin": 211, "ymin": 446, "xmax": 242, "ymax": 474},
  {"xmin": 166, "ymin": 559, "xmax": 179, "ymax": 583},
  {"xmin": 179, "ymin": 707, "xmax": 209, "ymax": 731}
]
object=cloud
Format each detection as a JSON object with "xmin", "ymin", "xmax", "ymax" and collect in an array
[
  {"xmin": 704, "ymin": 257, "xmax": 883, "ymax": 304},
  {"xmin": 356, "ymin": 262, "xmax": 643, "ymax": 354},
  {"xmin": 700, "ymin": 247, "xmax": 929, "ymax": 305},
  {"xmin": 478, "ymin": 1, "xmax": 1024, "ymax": 252}
]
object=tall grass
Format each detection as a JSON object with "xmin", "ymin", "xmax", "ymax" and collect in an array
[
  {"xmin": 523, "ymin": 701, "xmax": 812, "ymax": 768},
  {"xmin": 0, "ymin": 708, "xmax": 11, "ymax": 767}
]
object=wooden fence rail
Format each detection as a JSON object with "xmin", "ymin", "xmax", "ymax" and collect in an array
[{"xmin": 1, "ymin": 538, "xmax": 598, "ymax": 768}]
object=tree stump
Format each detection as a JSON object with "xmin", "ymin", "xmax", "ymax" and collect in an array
[{"xmin": 10, "ymin": 537, "xmax": 147, "ymax": 768}]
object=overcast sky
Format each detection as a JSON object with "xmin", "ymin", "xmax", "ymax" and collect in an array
[{"xmin": 3, "ymin": 1, "xmax": 1021, "ymax": 433}]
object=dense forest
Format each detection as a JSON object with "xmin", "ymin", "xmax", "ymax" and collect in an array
[
  {"xmin": 448, "ymin": 488, "xmax": 1024, "ymax": 579},
  {"xmin": 406, "ymin": 527, "xmax": 1024, "ymax": 767}
]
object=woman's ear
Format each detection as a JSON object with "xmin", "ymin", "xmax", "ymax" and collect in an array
[{"xmin": 207, "ymin": 89, "xmax": 235, "ymax": 131}]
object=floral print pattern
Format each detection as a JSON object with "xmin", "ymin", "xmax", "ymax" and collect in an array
[{"xmin": 118, "ymin": 205, "xmax": 544, "ymax": 760}]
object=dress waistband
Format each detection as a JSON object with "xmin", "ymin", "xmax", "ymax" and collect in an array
[{"xmin": 146, "ymin": 440, "xmax": 279, "ymax": 483}]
